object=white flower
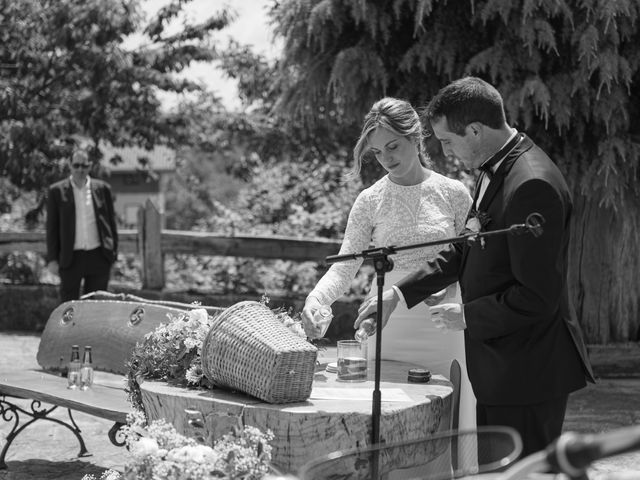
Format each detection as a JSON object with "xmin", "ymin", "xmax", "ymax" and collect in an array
[
  {"xmin": 189, "ymin": 308, "xmax": 209, "ymax": 325},
  {"xmin": 130, "ymin": 437, "xmax": 161, "ymax": 457},
  {"xmin": 289, "ymin": 321, "xmax": 307, "ymax": 339},
  {"xmin": 183, "ymin": 336, "xmax": 199, "ymax": 350},
  {"xmin": 100, "ymin": 470, "xmax": 122, "ymax": 480},
  {"xmin": 166, "ymin": 444, "xmax": 218, "ymax": 464},
  {"xmin": 185, "ymin": 364, "xmax": 203, "ymax": 385},
  {"xmin": 282, "ymin": 317, "xmax": 295, "ymax": 327},
  {"xmin": 465, "ymin": 217, "xmax": 481, "ymax": 233}
]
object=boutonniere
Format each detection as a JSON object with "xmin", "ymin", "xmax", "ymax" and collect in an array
[{"xmin": 464, "ymin": 209, "xmax": 492, "ymax": 248}]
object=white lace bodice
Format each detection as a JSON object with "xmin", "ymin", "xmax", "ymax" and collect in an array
[{"xmin": 308, "ymin": 171, "xmax": 472, "ymax": 305}]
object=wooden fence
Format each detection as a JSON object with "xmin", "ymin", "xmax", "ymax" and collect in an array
[{"xmin": 0, "ymin": 200, "xmax": 343, "ymax": 290}]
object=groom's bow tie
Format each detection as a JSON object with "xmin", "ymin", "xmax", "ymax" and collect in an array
[{"xmin": 478, "ymin": 132, "xmax": 522, "ymax": 179}]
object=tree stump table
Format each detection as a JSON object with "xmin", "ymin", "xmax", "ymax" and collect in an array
[{"xmin": 140, "ymin": 348, "xmax": 453, "ymax": 474}]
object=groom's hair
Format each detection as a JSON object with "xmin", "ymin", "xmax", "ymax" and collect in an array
[{"xmin": 425, "ymin": 76, "xmax": 507, "ymax": 135}]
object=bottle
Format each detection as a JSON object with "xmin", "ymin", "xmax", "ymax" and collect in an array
[
  {"xmin": 58, "ymin": 355, "xmax": 68, "ymax": 377},
  {"xmin": 311, "ymin": 305, "xmax": 333, "ymax": 338},
  {"xmin": 80, "ymin": 346, "xmax": 94, "ymax": 391},
  {"xmin": 354, "ymin": 317, "xmax": 376, "ymax": 342},
  {"xmin": 67, "ymin": 345, "xmax": 81, "ymax": 389}
]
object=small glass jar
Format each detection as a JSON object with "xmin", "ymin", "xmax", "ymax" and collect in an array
[{"xmin": 309, "ymin": 305, "xmax": 333, "ymax": 339}]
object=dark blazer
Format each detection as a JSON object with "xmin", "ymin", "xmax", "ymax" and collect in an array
[
  {"xmin": 397, "ymin": 134, "xmax": 595, "ymax": 405},
  {"xmin": 46, "ymin": 177, "xmax": 118, "ymax": 269}
]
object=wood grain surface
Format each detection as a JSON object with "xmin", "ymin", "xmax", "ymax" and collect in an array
[
  {"xmin": 141, "ymin": 349, "xmax": 453, "ymax": 473},
  {"xmin": 0, "ymin": 369, "xmax": 130, "ymax": 422}
]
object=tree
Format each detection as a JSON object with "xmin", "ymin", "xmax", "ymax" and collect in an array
[
  {"xmin": 155, "ymin": 44, "xmax": 372, "ymax": 298},
  {"xmin": 269, "ymin": 0, "xmax": 640, "ymax": 343},
  {"xmin": 0, "ymin": 0, "xmax": 232, "ymax": 193},
  {"xmin": 174, "ymin": 41, "xmax": 366, "ymax": 239}
]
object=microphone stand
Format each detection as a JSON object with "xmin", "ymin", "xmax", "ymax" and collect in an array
[{"xmin": 324, "ymin": 213, "xmax": 544, "ymax": 480}]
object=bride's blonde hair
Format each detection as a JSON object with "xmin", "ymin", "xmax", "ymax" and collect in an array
[{"xmin": 347, "ymin": 97, "xmax": 428, "ymax": 181}]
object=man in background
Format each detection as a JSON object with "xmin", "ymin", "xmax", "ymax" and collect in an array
[{"xmin": 46, "ymin": 148, "xmax": 118, "ymax": 302}]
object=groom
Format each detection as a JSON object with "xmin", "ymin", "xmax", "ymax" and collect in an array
[{"xmin": 355, "ymin": 77, "xmax": 595, "ymax": 457}]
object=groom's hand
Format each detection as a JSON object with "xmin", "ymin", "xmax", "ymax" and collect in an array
[
  {"xmin": 354, "ymin": 288, "xmax": 399, "ymax": 331},
  {"xmin": 423, "ymin": 288, "xmax": 447, "ymax": 306},
  {"xmin": 429, "ymin": 303, "xmax": 466, "ymax": 331}
]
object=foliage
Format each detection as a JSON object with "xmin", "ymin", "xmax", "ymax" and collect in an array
[
  {"xmin": 110, "ymin": 253, "xmax": 142, "ymax": 288},
  {"xmin": 235, "ymin": 156, "xmax": 361, "ymax": 238},
  {"xmin": 159, "ymin": 73, "xmax": 372, "ymax": 298},
  {"xmin": 163, "ymin": 148, "xmax": 247, "ymax": 231},
  {"xmin": 81, "ymin": 410, "xmax": 274, "ymax": 480},
  {"xmin": 0, "ymin": 0, "xmax": 232, "ymax": 194},
  {"xmin": 0, "ymin": 178, "xmax": 57, "ymax": 285},
  {"xmin": 270, "ymin": 0, "xmax": 640, "ymax": 209},
  {"xmin": 125, "ymin": 307, "xmax": 215, "ymax": 412},
  {"xmin": 162, "ymin": 149, "xmax": 372, "ymax": 298},
  {"xmin": 0, "ymin": 252, "xmax": 45, "ymax": 285}
]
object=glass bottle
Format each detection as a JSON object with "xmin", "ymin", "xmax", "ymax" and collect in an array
[
  {"xmin": 67, "ymin": 345, "xmax": 81, "ymax": 389},
  {"xmin": 311, "ymin": 305, "xmax": 333, "ymax": 338},
  {"xmin": 80, "ymin": 346, "xmax": 94, "ymax": 391},
  {"xmin": 354, "ymin": 317, "xmax": 376, "ymax": 342},
  {"xmin": 58, "ymin": 355, "xmax": 68, "ymax": 377}
]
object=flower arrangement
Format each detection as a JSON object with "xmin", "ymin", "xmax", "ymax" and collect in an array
[
  {"xmin": 126, "ymin": 297, "xmax": 317, "ymax": 411},
  {"xmin": 81, "ymin": 411, "xmax": 274, "ymax": 480},
  {"xmin": 125, "ymin": 305, "xmax": 215, "ymax": 412}
]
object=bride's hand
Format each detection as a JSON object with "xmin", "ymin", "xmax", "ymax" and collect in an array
[{"xmin": 301, "ymin": 296, "xmax": 324, "ymax": 338}]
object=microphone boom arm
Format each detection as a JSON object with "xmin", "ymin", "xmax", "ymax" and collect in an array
[{"xmin": 326, "ymin": 213, "xmax": 545, "ymax": 265}]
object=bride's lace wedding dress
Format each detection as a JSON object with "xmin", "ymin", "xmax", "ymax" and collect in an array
[{"xmin": 308, "ymin": 170, "xmax": 476, "ymax": 444}]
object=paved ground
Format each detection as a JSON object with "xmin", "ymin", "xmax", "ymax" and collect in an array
[{"xmin": 0, "ymin": 331, "xmax": 638, "ymax": 479}]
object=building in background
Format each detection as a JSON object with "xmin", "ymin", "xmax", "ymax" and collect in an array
[{"xmin": 100, "ymin": 144, "xmax": 176, "ymax": 227}]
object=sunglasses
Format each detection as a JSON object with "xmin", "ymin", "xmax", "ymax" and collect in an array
[{"xmin": 71, "ymin": 163, "xmax": 91, "ymax": 169}]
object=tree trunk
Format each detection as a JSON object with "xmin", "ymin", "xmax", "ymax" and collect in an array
[{"xmin": 569, "ymin": 193, "xmax": 640, "ymax": 344}]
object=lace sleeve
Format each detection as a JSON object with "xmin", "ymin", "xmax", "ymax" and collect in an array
[
  {"xmin": 449, "ymin": 180, "xmax": 473, "ymax": 234},
  {"xmin": 307, "ymin": 190, "xmax": 374, "ymax": 305}
]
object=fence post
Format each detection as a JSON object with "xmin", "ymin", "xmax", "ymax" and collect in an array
[{"xmin": 137, "ymin": 200, "xmax": 164, "ymax": 289}]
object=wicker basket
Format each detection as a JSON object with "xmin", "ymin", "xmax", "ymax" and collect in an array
[{"xmin": 201, "ymin": 301, "xmax": 318, "ymax": 404}]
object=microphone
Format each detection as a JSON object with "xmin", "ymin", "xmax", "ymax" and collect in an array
[
  {"xmin": 524, "ymin": 212, "xmax": 545, "ymax": 237},
  {"xmin": 545, "ymin": 425, "xmax": 640, "ymax": 478}
]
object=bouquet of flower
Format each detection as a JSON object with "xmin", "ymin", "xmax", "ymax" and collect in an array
[
  {"xmin": 126, "ymin": 306, "xmax": 214, "ymax": 412},
  {"xmin": 82, "ymin": 411, "xmax": 274, "ymax": 480},
  {"xmin": 126, "ymin": 298, "xmax": 318, "ymax": 412}
]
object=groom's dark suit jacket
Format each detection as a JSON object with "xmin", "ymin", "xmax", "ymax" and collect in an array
[
  {"xmin": 397, "ymin": 134, "xmax": 595, "ymax": 406},
  {"xmin": 46, "ymin": 177, "xmax": 118, "ymax": 269}
]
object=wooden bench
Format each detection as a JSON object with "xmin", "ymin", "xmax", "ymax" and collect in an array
[{"xmin": 0, "ymin": 294, "xmax": 223, "ymax": 469}]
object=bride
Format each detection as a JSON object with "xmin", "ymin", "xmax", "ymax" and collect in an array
[{"xmin": 302, "ymin": 97, "xmax": 476, "ymax": 471}]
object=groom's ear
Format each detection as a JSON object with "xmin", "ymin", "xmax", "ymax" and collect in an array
[{"xmin": 464, "ymin": 122, "xmax": 482, "ymax": 137}]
